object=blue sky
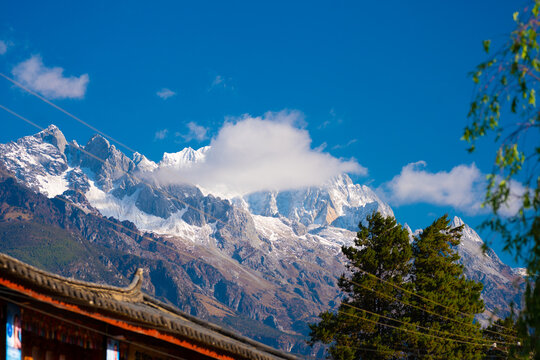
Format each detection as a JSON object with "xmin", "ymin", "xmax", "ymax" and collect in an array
[{"xmin": 0, "ymin": 1, "xmax": 531, "ymax": 266}]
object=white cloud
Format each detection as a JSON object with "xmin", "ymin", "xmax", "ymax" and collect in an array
[
  {"xmin": 212, "ymin": 75, "xmax": 224, "ymax": 87},
  {"xmin": 0, "ymin": 41, "xmax": 7, "ymax": 55},
  {"xmin": 176, "ymin": 122, "xmax": 208, "ymax": 142},
  {"xmin": 378, "ymin": 161, "xmax": 525, "ymax": 216},
  {"xmin": 333, "ymin": 139, "xmax": 358, "ymax": 150},
  {"xmin": 11, "ymin": 55, "xmax": 89, "ymax": 99},
  {"xmin": 262, "ymin": 109, "xmax": 307, "ymax": 128},
  {"xmin": 154, "ymin": 129, "xmax": 169, "ymax": 140},
  {"xmin": 156, "ymin": 88, "xmax": 176, "ymax": 100},
  {"xmin": 152, "ymin": 111, "xmax": 366, "ymax": 196},
  {"xmin": 496, "ymin": 179, "xmax": 527, "ymax": 217}
]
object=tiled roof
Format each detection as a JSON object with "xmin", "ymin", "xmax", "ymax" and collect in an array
[{"xmin": 0, "ymin": 253, "xmax": 298, "ymax": 360}]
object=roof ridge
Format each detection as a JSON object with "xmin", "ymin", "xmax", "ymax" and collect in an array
[{"xmin": 0, "ymin": 252, "xmax": 143, "ymax": 298}]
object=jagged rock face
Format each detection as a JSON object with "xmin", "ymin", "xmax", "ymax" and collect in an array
[
  {"xmin": 0, "ymin": 125, "xmax": 526, "ymax": 356},
  {"xmin": 75, "ymin": 135, "xmax": 135, "ymax": 192},
  {"xmin": 451, "ymin": 217, "xmax": 525, "ymax": 323},
  {"xmin": 244, "ymin": 174, "xmax": 394, "ymax": 231}
]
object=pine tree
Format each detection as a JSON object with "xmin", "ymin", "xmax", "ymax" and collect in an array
[
  {"xmin": 309, "ymin": 212, "xmax": 413, "ymax": 359},
  {"xmin": 483, "ymin": 314, "xmax": 523, "ymax": 360},
  {"xmin": 407, "ymin": 215, "xmax": 485, "ymax": 359}
]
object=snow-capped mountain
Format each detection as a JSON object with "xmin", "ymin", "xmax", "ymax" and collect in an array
[
  {"xmin": 159, "ymin": 146, "xmax": 210, "ymax": 168},
  {"xmin": 242, "ymin": 175, "xmax": 393, "ymax": 231},
  {"xmin": 0, "ymin": 125, "xmax": 526, "ymax": 353},
  {"xmin": 0, "ymin": 124, "xmax": 71, "ymax": 197}
]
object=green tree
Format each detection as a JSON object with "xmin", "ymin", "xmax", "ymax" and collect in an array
[
  {"xmin": 309, "ymin": 212, "xmax": 413, "ymax": 359},
  {"xmin": 406, "ymin": 215, "xmax": 485, "ymax": 359},
  {"xmin": 483, "ymin": 313, "xmax": 523, "ymax": 360},
  {"xmin": 464, "ymin": 1, "xmax": 540, "ymax": 354}
]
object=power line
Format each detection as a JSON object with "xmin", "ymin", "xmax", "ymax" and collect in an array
[
  {"xmin": 336, "ymin": 308, "xmax": 499, "ymax": 348},
  {"xmin": 345, "ymin": 277, "xmax": 519, "ymax": 340},
  {"xmin": 352, "ymin": 267, "xmax": 515, "ymax": 334},
  {"xmin": 340, "ymin": 302, "xmax": 508, "ymax": 345}
]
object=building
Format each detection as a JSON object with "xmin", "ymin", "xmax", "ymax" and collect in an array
[{"xmin": 0, "ymin": 253, "xmax": 298, "ymax": 360}]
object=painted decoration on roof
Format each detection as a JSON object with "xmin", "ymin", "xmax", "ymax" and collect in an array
[
  {"xmin": 6, "ymin": 303, "xmax": 21, "ymax": 360},
  {"xmin": 106, "ymin": 338, "xmax": 120, "ymax": 360}
]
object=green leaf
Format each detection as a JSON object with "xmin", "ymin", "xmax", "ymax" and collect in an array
[
  {"xmin": 521, "ymin": 44, "xmax": 528, "ymax": 59},
  {"xmin": 532, "ymin": 59, "xmax": 540, "ymax": 71},
  {"xmin": 529, "ymin": 89, "xmax": 536, "ymax": 106},
  {"xmin": 483, "ymin": 40, "xmax": 491, "ymax": 53},
  {"xmin": 513, "ymin": 11, "xmax": 519, "ymax": 22}
]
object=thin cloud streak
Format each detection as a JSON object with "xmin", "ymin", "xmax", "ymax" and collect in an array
[
  {"xmin": 176, "ymin": 122, "xmax": 208, "ymax": 142},
  {"xmin": 156, "ymin": 88, "xmax": 176, "ymax": 99},
  {"xmin": 333, "ymin": 139, "xmax": 357, "ymax": 150},
  {"xmin": 209, "ymin": 75, "xmax": 234, "ymax": 91},
  {"xmin": 154, "ymin": 129, "xmax": 169, "ymax": 140}
]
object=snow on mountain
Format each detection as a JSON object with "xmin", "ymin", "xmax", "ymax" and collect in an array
[
  {"xmin": 0, "ymin": 125, "xmax": 70, "ymax": 197},
  {"xmin": 132, "ymin": 152, "xmax": 158, "ymax": 172},
  {"xmin": 243, "ymin": 174, "xmax": 393, "ymax": 231},
  {"xmin": 159, "ymin": 146, "xmax": 210, "ymax": 168}
]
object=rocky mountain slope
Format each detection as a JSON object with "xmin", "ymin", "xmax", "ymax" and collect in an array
[
  {"xmin": 451, "ymin": 217, "xmax": 525, "ymax": 324},
  {"xmin": 0, "ymin": 125, "xmax": 526, "ymax": 355}
]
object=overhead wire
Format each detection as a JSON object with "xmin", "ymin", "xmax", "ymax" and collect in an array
[
  {"xmin": 351, "ymin": 267, "xmax": 516, "ymax": 334},
  {"xmin": 336, "ymin": 308, "xmax": 498, "ymax": 348},
  {"xmin": 339, "ymin": 302, "xmax": 508, "ymax": 345},
  {"xmin": 345, "ymin": 277, "xmax": 519, "ymax": 340}
]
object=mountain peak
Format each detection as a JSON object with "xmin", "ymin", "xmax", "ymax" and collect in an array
[
  {"xmin": 451, "ymin": 216, "xmax": 465, "ymax": 228},
  {"xmin": 35, "ymin": 124, "xmax": 68, "ymax": 153},
  {"xmin": 133, "ymin": 152, "xmax": 157, "ymax": 172},
  {"xmin": 160, "ymin": 146, "xmax": 209, "ymax": 168},
  {"xmin": 84, "ymin": 134, "xmax": 111, "ymax": 159},
  {"xmin": 43, "ymin": 124, "xmax": 59, "ymax": 132},
  {"xmin": 403, "ymin": 223, "xmax": 413, "ymax": 235}
]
